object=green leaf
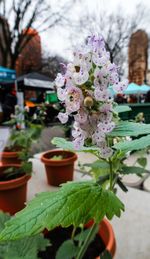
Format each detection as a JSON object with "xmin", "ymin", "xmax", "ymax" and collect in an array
[
  {"xmin": 114, "ymin": 105, "xmax": 131, "ymax": 113},
  {"xmin": 109, "ymin": 121, "xmax": 150, "ymax": 137},
  {"xmin": 121, "ymin": 166, "xmax": 147, "ymax": 175},
  {"xmin": 136, "ymin": 157, "xmax": 147, "ymax": 168},
  {"xmin": 51, "ymin": 137, "xmax": 74, "ymax": 150},
  {"xmin": 0, "ymin": 212, "xmax": 10, "ymax": 232},
  {"xmin": 0, "ymin": 181, "xmax": 124, "ymax": 241},
  {"xmin": 113, "ymin": 134, "xmax": 150, "ymax": 152},
  {"xmin": 0, "ymin": 212, "xmax": 49, "ymax": 259},
  {"xmin": 52, "ymin": 137, "xmax": 100, "ymax": 152},
  {"xmin": 21, "ymin": 161, "xmax": 32, "ymax": 174},
  {"xmin": 84, "ymin": 160, "xmax": 109, "ymax": 169},
  {"xmin": 100, "ymin": 250, "xmax": 112, "ymax": 259},
  {"xmin": 84, "ymin": 160, "xmax": 110, "ymax": 180},
  {"xmin": 117, "ymin": 178, "xmax": 128, "ymax": 192},
  {"xmin": 56, "ymin": 240, "xmax": 78, "ymax": 259},
  {"xmin": 0, "ymin": 235, "xmax": 49, "ymax": 259}
]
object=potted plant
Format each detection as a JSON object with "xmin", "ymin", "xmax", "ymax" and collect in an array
[
  {"xmin": 1, "ymin": 35, "xmax": 150, "ymax": 258},
  {"xmin": 0, "ymin": 163, "xmax": 31, "ymax": 215},
  {"xmin": 0, "ymin": 105, "xmax": 45, "ymax": 165},
  {"xmin": 41, "ymin": 149, "xmax": 77, "ymax": 186},
  {"xmin": 0, "ymin": 106, "xmax": 45, "ymax": 214}
]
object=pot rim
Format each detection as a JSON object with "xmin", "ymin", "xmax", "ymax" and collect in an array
[
  {"xmin": 0, "ymin": 164, "xmax": 31, "ymax": 190},
  {"xmin": 41, "ymin": 149, "xmax": 77, "ymax": 166},
  {"xmin": 0, "ymin": 151, "xmax": 20, "ymax": 158}
]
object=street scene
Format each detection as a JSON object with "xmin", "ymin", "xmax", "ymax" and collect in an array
[{"xmin": 0, "ymin": 1, "xmax": 150, "ymax": 259}]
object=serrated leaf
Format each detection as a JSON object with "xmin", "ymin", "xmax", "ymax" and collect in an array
[
  {"xmin": 0, "ymin": 212, "xmax": 49, "ymax": 259},
  {"xmin": 114, "ymin": 105, "xmax": 131, "ymax": 113},
  {"xmin": 136, "ymin": 157, "xmax": 147, "ymax": 168},
  {"xmin": 52, "ymin": 137, "xmax": 100, "ymax": 152},
  {"xmin": 0, "ymin": 235, "xmax": 49, "ymax": 259},
  {"xmin": 121, "ymin": 166, "xmax": 147, "ymax": 175},
  {"xmin": 109, "ymin": 121, "xmax": 150, "ymax": 137},
  {"xmin": 113, "ymin": 134, "xmax": 150, "ymax": 152},
  {"xmin": 0, "ymin": 181, "xmax": 124, "ymax": 241},
  {"xmin": 56, "ymin": 240, "xmax": 78, "ymax": 259}
]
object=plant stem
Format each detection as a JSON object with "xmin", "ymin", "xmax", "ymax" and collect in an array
[
  {"xmin": 71, "ymin": 226, "xmax": 77, "ymax": 240},
  {"xmin": 76, "ymin": 222, "xmax": 98, "ymax": 259},
  {"xmin": 109, "ymin": 159, "xmax": 113, "ymax": 191}
]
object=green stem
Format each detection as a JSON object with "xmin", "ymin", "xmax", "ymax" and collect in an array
[
  {"xmin": 71, "ymin": 226, "xmax": 77, "ymax": 240},
  {"xmin": 109, "ymin": 159, "xmax": 113, "ymax": 191},
  {"xmin": 76, "ymin": 222, "xmax": 98, "ymax": 259}
]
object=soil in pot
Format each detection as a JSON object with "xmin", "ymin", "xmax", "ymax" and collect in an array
[
  {"xmin": 0, "ymin": 164, "xmax": 30, "ymax": 215},
  {"xmin": 38, "ymin": 225, "xmax": 105, "ymax": 259}
]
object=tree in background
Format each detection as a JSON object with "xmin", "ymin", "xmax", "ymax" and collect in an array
[
  {"xmin": 41, "ymin": 55, "xmax": 67, "ymax": 80},
  {"xmin": 0, "ymin": 0, "xmax": 74, "ymax": 69},
  {"xmin": 70, "ymin": 3, "xmax": 150, "ymax": 77}
]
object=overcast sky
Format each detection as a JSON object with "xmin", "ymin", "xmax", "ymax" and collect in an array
[{"xmin": 41, "ymin": 0, "xmax": 150, "ymax": 58}]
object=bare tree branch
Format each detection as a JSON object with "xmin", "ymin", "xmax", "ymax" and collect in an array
[{"xmin": 0, "ymin": 0, "xmax": 75, "ymax": 69}]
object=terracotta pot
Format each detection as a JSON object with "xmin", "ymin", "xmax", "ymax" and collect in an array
[
  {"xmin": 96, "ymin": 219, "xmax": 116, "ymax": 258},
  {"xmin": 0, "ymin": 164, "xmax": 31, "ymax": 215},
  {"xmin": 85, "ymin": 219, "xmax": 116, "ymax": 258},
  {"xmin": 43, "ymin": 219, "xmax": 116, "ymax": 258},
  {"xmin": 0, "ymin": 150, "xmax": 21, "ymax": 164},
  {"xmin": 41, "ymin": 150, "xmax": 77, "ymax": 186}
]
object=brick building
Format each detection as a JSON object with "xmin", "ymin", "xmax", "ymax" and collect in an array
[{"xmin": 128, "ymin": 30, "xmax": 148, "ymax": 85}]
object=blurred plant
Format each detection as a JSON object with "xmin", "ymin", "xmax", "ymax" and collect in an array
[{"xmin": 3, "ymin": 105, "xmax": 45, "ymax": 174}]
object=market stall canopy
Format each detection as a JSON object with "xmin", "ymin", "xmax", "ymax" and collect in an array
[
  {"xmin": 109, "ymin": 83, "xmax": 150, "ymax": 95},
  {"xmin": 0, "ymin": 66, "xmax": 16, "ymax": 82},
  {"xmin": 16, "ymin": 72, "xmax": 54, "ymax": 91},
  {"xmin": 124, "ymin": 83, "xmax": 150, "ymax": 95},
  {"xmin": 140, "ymin": 84, "xmax": 150, "ymax": 93}
]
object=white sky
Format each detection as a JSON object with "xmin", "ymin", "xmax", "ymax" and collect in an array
[{"xmin": 41, "ymin": 0, "xmax": 150, "ymax": 58}]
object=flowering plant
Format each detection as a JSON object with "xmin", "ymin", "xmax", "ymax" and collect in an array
[{"xmin": 0, "ymin": 35, "xmax": 150, "ymax": 258}]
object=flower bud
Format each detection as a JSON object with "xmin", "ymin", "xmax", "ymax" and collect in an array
[{"xmin": 84, "ymin": 96, "xmax": 94, "ymax": 107}]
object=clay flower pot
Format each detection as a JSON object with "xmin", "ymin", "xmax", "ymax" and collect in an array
[
  {"xmin": 95, "ymin": 219, "xmax": 116, "ymax": 258},
  {"xmin": 41, "ymin": 150, "xmax": 77, "ymax": 186},
  {"xmin": 42, "ymin": 219, "xmax": 116, "ymax": 258},
  {"xmin": 0, "ymin": 148, "xmax": 21, "ymax": 165},
  {"xmin": 0, "ymin": 164, "xmax": 31, "ymax": 215}
]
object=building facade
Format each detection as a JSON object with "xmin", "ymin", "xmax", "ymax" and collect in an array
[{"xmin": 128, "ymin": 30, "xmax": 148, "ymax": 85}]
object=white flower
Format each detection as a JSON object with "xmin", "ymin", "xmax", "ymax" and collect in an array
[
  {"xmin": 113, "ymin": 79, "xmax": 128, "ymax": 93},
  {"xmin": 73, "ymin": 68, "xmax": 89, "ymax": 85},
  {"xmin": 65, "ymin": 86, "xmax": 83, "ymax": 113},
  {"xmin": 57, "ymin": 88, "xmax": 66, "ymax": 101},
  {"xmin": 98, "ymin": 121, "xmax": 115, "ymax": 133},
  {"xmin": 94, "ymin": 88, "xmax": 110, "ymax": 101},
  {"xmin": 101, "ymin": 146, "xmax": 113, "ymax": 158},
  {"xmin": 55, "ymin": 73, "xmax": 65, "ymax": 87},
  {"xmin": 74, "ymin": 109, "xmax": 87, "ymax": 123},
  {"xmin": 57, "ymin": 112, "xmax": 68, "ymax": 124}
]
